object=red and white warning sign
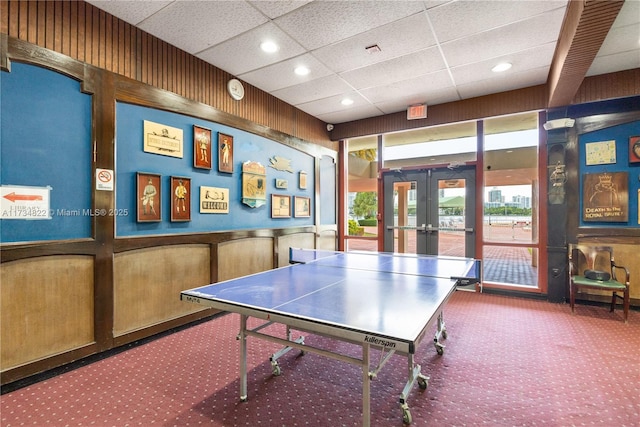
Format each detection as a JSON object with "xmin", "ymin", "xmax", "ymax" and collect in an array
[{"xmin": 96, "ymin": 168, "xmax": 114, "ymax": 191}]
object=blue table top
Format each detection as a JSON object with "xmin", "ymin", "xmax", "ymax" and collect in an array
[{"xmin": 182, "ymin": 250, "xmax": 479, "ymax": 345}]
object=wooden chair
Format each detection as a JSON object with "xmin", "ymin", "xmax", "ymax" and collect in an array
[{"xmin": 568, "ymin": 244, "xmax": 630, "ymax": 322}]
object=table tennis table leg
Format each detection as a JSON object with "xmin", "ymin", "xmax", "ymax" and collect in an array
[
  {"xmin": 362, "ymin": 342, "xmax": 371, "ymax": 427},
  {"xmin": 433, "ymin": 312, "xmax": 448, "ymax": 355},
  {"xmin": 239, "ymin": 314, "xmax": 248, "ymax": 402}
]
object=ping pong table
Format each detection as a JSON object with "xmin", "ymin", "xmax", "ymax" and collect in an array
[{"xmin": 181, "ymin": 248, "xmax": 481, "ymax": 426}]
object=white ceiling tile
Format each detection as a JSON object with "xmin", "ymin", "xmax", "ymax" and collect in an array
[
  {"xmin": 248, "ymin": 0, "xmax": 312, "ymax": 19},
  {"xmin": 456, "ymin": 67, "xmax": 549, "ymax": 99},
  {"xmin": 296, "ymin": 92, "xmax": 372, "ymax": 116},
  {"xmin": 610, "ymin": 0, "xmax": 640, "ymax": 28},
  {"xmin": 274, "ymin": 1, "xmax": 426, "ymax": 50},
  {"xmin": 359, "ymin": 70, "xmax": 454, "ymax": 104},
  {"xmin": 197, "ymin": 23, "xmax": 306, "ymax": 76},
  {"xmin": 595, "ymin": 23, "xmax": 640, "ymax": 56},
  {"xmin": 271, "ymin": 75, "xmax": 354, "ymax": 106},
  {"xmin": 312, "ymin": 12, "xmax": 436, "ymax": 74},
  {"xmin": 239, "ymin": 54, "xmax": 334, "ymax": 92},
  {"xmin": 451, "ymin": 43, "xmax": 556, "ymax": 86},
  {"xmin": 86, "ymin": 1, "xmax": 172, "ymax": 26},
  {"xmin": 316, "ymin": 105, "xmax": 386, "ymax": 124},
  {"xmin": 427, "ymin": 0, "xmax": 568, "ymax": 43},
  {"xmin": 587, "ymin": 50, "xmax": 640, "ymax": 77},
  {"xmin": 138, "ymin": 1, "xmax": 268, "ymax": 54},
  {"xmin": 340, "ymin": 47, "xmax": 447, "ymax": 90},
  {"xmin": 440, "ymin": 8, "xmax": 566, "ymax": 68}
]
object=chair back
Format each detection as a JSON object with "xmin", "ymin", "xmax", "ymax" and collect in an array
[{"xmin": 568, "ymin": 244, "xmax": 614, "ymax": 277}]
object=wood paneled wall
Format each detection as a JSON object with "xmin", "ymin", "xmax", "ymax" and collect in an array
[
  {"xmin": 1, "ymin": 256, "xmax": 94, "ymax": 371},
  {"xmin": 0, "ymin": 0, "xmax": 334, "ymax": 149}
]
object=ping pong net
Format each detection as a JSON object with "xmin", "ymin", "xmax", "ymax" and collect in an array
[{"xmin": 289, "ymin": 248, "xmax": 481, "ymax": 286}]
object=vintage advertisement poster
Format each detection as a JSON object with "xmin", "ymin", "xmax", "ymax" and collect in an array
[{"xmin": 582, "ymin": 172, "xmax": 628, "ymax": 222}]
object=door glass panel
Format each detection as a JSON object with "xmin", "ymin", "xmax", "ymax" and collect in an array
[
  {"xmin": 483, "ymin": 245, "xmax": 539, "ymax": 287},
  {"xmin": 393, "ymin": 181, "xmax": 417, "ymax": 254},
  {"xmin": 484, "ymin": 184, "xmax": 534, "ymax": 243},
  {"xmin": 437, "ymin": 179, "xmax": 466, "ymax": 257}
]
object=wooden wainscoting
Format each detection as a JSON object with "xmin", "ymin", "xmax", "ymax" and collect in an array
[
  {"xmin": 217, "ymin": 237, "xmax": 274, "ymax": 282},
  {"xmin": 113, "ymin": 244, "xmax": 210, "ymax": 337},
  {"xmin": 277, "ymin": 232, "xmax": 316, "ymax": 267},
  {"xmin": 1, "ymin": 255, "xmax": 94, "ymax": 371}
]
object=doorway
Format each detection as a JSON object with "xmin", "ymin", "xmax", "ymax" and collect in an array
[{"xmin": 382, "ymin": 166, "xmax": 476, "ymax": 258}]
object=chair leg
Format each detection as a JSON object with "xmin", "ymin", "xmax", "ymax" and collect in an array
[
  {"xmin": 623, "ymin": 288, "xmax": 630, "ymax": 323},
  {"xmin": 610, "ymin": 292, "xmax": 616, "ymax": 313},
  {"xmin": 570, "ymin": 284, "xmax": 575, "ymax": 314}
]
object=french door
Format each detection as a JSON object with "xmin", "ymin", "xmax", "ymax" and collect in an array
[{"xmin": 382, "ymin": 166, "xmax": 476, "ymax": 258}]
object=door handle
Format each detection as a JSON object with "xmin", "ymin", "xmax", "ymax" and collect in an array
[{"xmin": 386, "ymin": 225, "xmax": 427, "ymax": 231}]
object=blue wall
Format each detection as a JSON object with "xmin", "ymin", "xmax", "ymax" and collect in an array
[
  {"xmin": 115, "ymin": 103, "xmax": 316, "ymax": 236},
  {"xmin": 1, "ymin": 63, "xmax": 93, "ymax": 243},
  {"xmin": 578, "ymin": 120, "xmax": 640, "ymax": 227}
]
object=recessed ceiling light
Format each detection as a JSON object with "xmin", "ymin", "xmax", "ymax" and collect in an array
[
  {"xmin": 294, "ymin": 66, "xmax": 310, "ymax": 76},
  {"xmin": 260, "ymin": 41, "xmax": 279, "ymax": 53},
  {"xmin": 492, "ymin": 62, "xmax": 512, "ymax": 72},
  {"xmin": 341, "ymin": 98, "xmax": 354, "ymax": 106}
]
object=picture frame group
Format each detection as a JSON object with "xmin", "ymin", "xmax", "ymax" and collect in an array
[{"xmin": 136, "ymin": 173, "xmax": 192, "ymax": 222}]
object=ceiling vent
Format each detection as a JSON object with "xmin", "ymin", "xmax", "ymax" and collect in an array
[{"xmin": 365, "ymin": 44, "xmax": 382, "ymax": 54}]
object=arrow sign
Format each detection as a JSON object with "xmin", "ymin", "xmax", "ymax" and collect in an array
[
  {"xmin": 3, "ymin": 192, "xmax": 44, "ymax": 203},
  {"xmin": 0, "ymin": 185, "xmax": 51, "ymax": 220}
]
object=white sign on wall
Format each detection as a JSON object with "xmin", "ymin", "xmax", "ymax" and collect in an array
[
  {"xmin": 1, "ymin": 185, "xmax": 52, "ymax": 220},
  {"xmin": 96, "ymin": 168, "xmax": 114, "ymax": 191}
]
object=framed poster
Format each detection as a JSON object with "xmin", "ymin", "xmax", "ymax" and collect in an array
[
  {"xmin": 294, "ymin": 196, "xmax": 310, "ymax": 218},
  {"xmin": 193, "ymin": 125, "xmax": 212, "ymax": 169},
  {"xmin": 218, "ymin": 133, "xmax": 234, "ymax": 173},
  {"xmin": 585, "ymin": 140, "xmax": 616, "ymax": 165},
  {"xmin": 629, "ymin": 136, "xmax": 640, "ymax": 164},
  {"xmin": 170, "ymin": 176, "xmax": 191, "ymax": 222},
  {"xmin": 582, "ymin": 172, "xmax": 628, "ymax": 222},
  {"xmin": 271, "ymin": 194, "xmax": 291, "ymax": 218},
  {"xmin": 137, "ymin": 172, "xmax": 161, "ymax": 222}
]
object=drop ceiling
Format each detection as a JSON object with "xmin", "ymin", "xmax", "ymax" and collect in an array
[{"xmin": 86, "ymin": 0, "xmax": 639, "ymax": 126}]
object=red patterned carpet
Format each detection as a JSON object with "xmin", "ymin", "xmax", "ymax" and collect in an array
[{"xmin": 2, "ymin": 292, "xmax": 639, "ymax": 426}]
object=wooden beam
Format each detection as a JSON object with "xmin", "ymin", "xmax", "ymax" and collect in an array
[{"xmin": 547, "ymin": 0, "xmax": 625, "ymax": 108}]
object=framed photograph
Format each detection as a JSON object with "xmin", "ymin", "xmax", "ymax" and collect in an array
[
  {"xmin": 137, "ymin": 172, "xmax": 161, "ymax": 222},
  {"xmin": 629, "ymin": 136, "xmax": 640, "ymax": 164},
  {"xmin": 299, "ymin": 171, "xmax": 307, "ymax": 189},
  {"xmin": 294, "ymin": 196, "xmax": 311, "ymax": 218},
  {"xmin": 275, "ymin": 179, "xmax": 288, "ymax": 189},
  {"xmin": 170, "ymin": 176, "xmax": 191, "ymax": 222},
  {"xmin": 271, "ymin": 194, "xmax": 291, "ymax": 218},
  {"xmin": 218, "ymin": 132, "xmax": 234, "ymax": 173},
  {"xmin": 193, "ymin": 125, "xmax": 212, "ymax": 169}
]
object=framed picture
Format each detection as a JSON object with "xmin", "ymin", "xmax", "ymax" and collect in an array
[
  {"xmin": 193, "ymin": 125, "xmax": 212, "ymax": 169},
  {"xmin": 271, "ymin": 194, "xmax": 291, "ymax": 218},
  {"xmin": 170, "ymin": 176, "xmax": 191, "ymax": 222},
  {"xmin": 137, "ymin": 172, "xmax": 161, "ymax": 222},
  {"xmin": 294, "ymin": 196, "xmax": 310, "ymax": 218},
  {"xmin": 275, "ymin": 179, "xmax": 288, "ymax": 189},
  {"xmin": 218, "ymin": 133, "xmax": 234, "ymax": 173},
  {"xmin": 299, "ymin": 171, "xmax": 307, "ymax": 189},
  {"xmin": 143, "ymin": 120, "xmax": 183, "ymax": 158},
  {"xmin": 585, "ymin": 140, "xmax": 616, "ymax": 165},
  {"xmin": 629, "ymin": 136, "xmax": 640, "ymax": 164}
]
